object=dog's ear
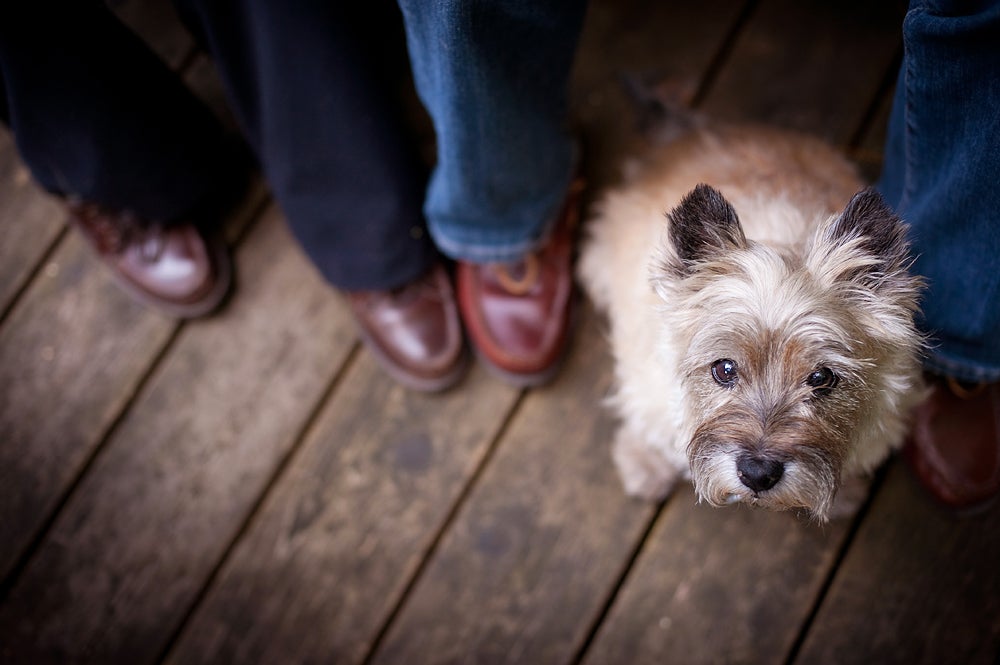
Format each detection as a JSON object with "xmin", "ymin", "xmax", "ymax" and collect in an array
[
  {"xmin": 665, "ymin": 184, "xmax": 747, "ymax": 276},
  {"xmin": 811, "ymin": 188, "xmax": 914, "ymax": 292}
]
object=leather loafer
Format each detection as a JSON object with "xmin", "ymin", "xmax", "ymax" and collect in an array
[
  {"xmin": 68, "ymin": 200, "xmax": 232, "ymax": 318},
  {"xmin": 456, "ymin": 178, "xmax": 584, "ymax": 387},
  {"xmin": 347, "ymin": 264, "xmax": 468, "ymax": 392},
  {"xmin": 904, "ymin": 376, "xmax": 1000, "ymax": 511}
]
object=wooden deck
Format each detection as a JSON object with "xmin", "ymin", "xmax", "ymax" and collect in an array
[{"xmin": 2, "ymin": 1, "xmax": 999, "ymax": 663}]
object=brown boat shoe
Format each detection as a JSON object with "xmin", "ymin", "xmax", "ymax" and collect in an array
[{"xmin": 455, "ymin": 178, "xmax": 584, "ymax": 387}]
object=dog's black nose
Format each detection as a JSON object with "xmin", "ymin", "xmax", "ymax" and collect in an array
[{"xmin": 736, "ymin": 455, "xmax": 784, "ymax": 492}]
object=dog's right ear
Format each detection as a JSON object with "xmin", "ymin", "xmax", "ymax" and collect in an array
[{"xmin": 664, "ymin": 184, "xmax": 747, "ymax": 276}]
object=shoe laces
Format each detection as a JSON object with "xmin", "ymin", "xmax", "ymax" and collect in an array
[
  {"xmin": 70, "ymin": 200, "xmax": 166, "ymax": 261},
  {"xmin": 493, "ymin": 253, "xmax": 540, "ymax": 295}
]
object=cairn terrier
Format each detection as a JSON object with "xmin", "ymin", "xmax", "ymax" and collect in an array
[{"xmin": 578, "ymin": 124, "xmax": 924, "ymax": 521}]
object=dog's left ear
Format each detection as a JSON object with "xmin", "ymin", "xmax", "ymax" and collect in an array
[{"xmin": 810, "ymin": 188, "xmax": 913, "ymax": 293}]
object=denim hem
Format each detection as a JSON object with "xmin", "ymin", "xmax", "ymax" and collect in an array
[
  {"xmin": 923, "ymin": 351, "xmax": 1000, "ymax": 384},
  {"xmin": 430, "ymin": 227, "xmax": 546, "ymax": 264},
  {"xmin": 428, "ymin": 145, "xmax": 579, "ymax": 264}
]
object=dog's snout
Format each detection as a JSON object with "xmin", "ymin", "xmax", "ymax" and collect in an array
[{"xmin": 736, "ymin": 454, "xmax": 784, "ymax": 492}]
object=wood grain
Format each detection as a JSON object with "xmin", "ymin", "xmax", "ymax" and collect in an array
[
  {"xmin": 369, "ymin": 306, "xmax": 658, "ymax": 664},
  {"xmin": 110, "ymin": 0, "xmax": 196, "ymax": 70},
  {"xmin": 702, "ymin": 0, "xmax": 902, "ymax": 143},
  {"xmin": 585, "ymin": 490, "xmax": 848, "ymax": 665},
  {"xmin": 0, "ymin": 230, "xmax": 177, "ymax": 584},
  {"xmin": 0, "ymin": 179, "xmax": 264, "ymax": 585},
  {"xmin": 0, "ymin": 130, "xmax": 67, "ymax": 316},
  {"xmin": 570, "ymin": 0, "xmax": 748, "ymax": 185},
  {"xmin": 0, "ymin": 207, "xmax": 355, "ymax": 663},
  {"xmin": 794, "ymin": 460, "xmax": 1000, "ymax": 665},
  {"xmin": 167, "ymin": 359, "xmax": 519, "ymax": 664}
]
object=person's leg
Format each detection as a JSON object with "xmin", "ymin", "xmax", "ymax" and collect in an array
[
  {"xmin": 396, "ymin": 0, "xmax": 588, "ymax": 385},
  {"xmin": 0, "ymin": 1, "xmax": 238, "ymax": 317},
  {"xmin": 174, "ymin": 0, "xmax": 437, "ymax": 292},
  {"xmin": 0, "ymin": 1, "xmax": 234, "ymax": 221},
  {"xmin": 878, "ymin": 0, "xmax": 1000, "ymax": 509},
  {"xmin": 175, "ymin": 0, "xmax": 467, "ymax": 390},
  {"xmin": 397, "ymin": 0, "xmax": 586, "ymax": 262}
]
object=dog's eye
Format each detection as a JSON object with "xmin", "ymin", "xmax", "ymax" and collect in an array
[
  {"xmin": 806, "ymin": 367, "xmax": 838, "ymax": 396},
  {"xmin": 711, "ymin": 359, "xmax": 739, "ymax": 386}
]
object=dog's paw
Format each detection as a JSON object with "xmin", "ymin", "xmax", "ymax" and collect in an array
[{"xmin": 613, "ymin": 430, "xmax": 681, "ymax": 501}]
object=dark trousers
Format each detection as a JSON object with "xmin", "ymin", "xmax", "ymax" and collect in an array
[{"xmin": 0, "ymin": 0, "xmax": 436, "ymax": 291}]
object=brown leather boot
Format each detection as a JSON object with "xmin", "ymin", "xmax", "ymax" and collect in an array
[
  {"xmin": 456, "ymin": 178, "xmax": 584, "ymax": 387},
  {"xmin": 905, "ymin": 377, "xmax": 1000, "ymax": 511},
  {"xmin": 68, "ymin": 200, "xmax": 232, "ymax": 318},
  {"xmin": 347, "ymin": 264, "xmax": 469, "ymax": 392}
]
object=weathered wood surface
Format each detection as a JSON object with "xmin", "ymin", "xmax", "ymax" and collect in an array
[
  {"xmin": 167, "ymin": 360, "xmax": 519, "ymax": 664},
  {"xmin": 0, "ymin": 180, "xmax": 263, "ymax": 587},
  {"xmin": 0, "ymin": 207, "xmax": 356, "ymax": 663},
  {"xmin": 570, "ymin": 0, "xmax": 748, "ymax": 186},
  {"xmin": 0, "ymin": 228, "xmax": 178, "ymax": 586},
  {"xmin": 0, "ymin": 130, "xmax": 66, "ymax": 317},
  {"xmin": 0, "ymin": 4, "xmax": 253, "ymax": 590},
  {"xmin": 794, "ymin": 461, "xmax": 1000, "ymax": 665},
  {"xmin": 702, "ymin": 0, "xmax": 902, "ymax": 142},
  {"xmin": 370, "ymin": 305, "xmax": 656, "ymax": 665},
  {"xmin": 584, "ymin": 490, "xmax": 847, "ymax": 665},
  {"xmin": 110, "ymin": 0, "xmax": 196, "ymax": 70},
  {"xmin": 2, "ymin": 2, "xmax": 997, "ymax": 665}
]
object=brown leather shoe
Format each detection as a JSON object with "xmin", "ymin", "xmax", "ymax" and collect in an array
[
  {"xmin": 68, "ymin": 200, "xmax": 231, "ymax": 318},
  {"xmin": 904, "ymin": 376, "xmax": 1000, "ymax": 511},
  {"xmin": 347, "ymin": 264, "xmax": 468, "ymax": 392},
  {"xmin": 456, "ymin": 178, "xmax": 584, "ymax": 387}
]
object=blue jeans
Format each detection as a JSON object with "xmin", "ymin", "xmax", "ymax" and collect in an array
[
  {"xmin": 396, "ymin": 0, "xmax": 587, "ymax": 263},
  {"xmin": 878, "ymin": 0, "xmax": 1000, "ymax": 383}
]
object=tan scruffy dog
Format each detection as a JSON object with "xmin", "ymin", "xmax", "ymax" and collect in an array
[{"xmin": 578, "ymin": 123, "xmax": 925, "ymax": 521}]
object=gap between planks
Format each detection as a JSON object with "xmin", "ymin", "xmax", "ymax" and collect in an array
[{"xmin": 358, "ymin": 389, "xmax": 530, "ymax": 665}]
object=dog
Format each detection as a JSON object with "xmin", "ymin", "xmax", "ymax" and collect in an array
[{"xmin": 577, "ymin": 123, "xmax": 924, "ymax": 521}]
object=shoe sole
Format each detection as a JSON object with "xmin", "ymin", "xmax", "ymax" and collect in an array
[{"xmin": 354, "ymin": 324, "xmax": 473, "ymax": 393}]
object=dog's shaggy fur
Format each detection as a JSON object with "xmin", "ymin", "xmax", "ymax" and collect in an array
[{"xmin": 578, "ymin": 124, "xmax": 924, "ymax": 521}]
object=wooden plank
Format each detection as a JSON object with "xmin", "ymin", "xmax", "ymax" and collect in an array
[
  {"xmin": 166, "ymin": 361, "xmax": 519, "ymax": 664},
  {"xmin": 579, "ymin": 1, "xmax": 904, "ymax": 663},
  {"xmin": 0, "ymin": 180, "xmax": 263, "ymax": 585},
  {"xmin": 184, "ymin": 54, "xmax": 243, "ymax": 134},
  {"xmin": 584, "ymin": 491, "xmax": 848, "ymax": 665},
  {"xmin": 110, "ymin": 0, "xmax": 196, "ymax": 70},
  {"xmin": 793, "ymin": 460, "xmax": 1000, "ymax": 665},
  {"xmin": 369, "ymin": 305, "xmax": 658, "ymax": 664},
  {"xmin": 0, "ymin": 129, "xmax": 66, "ymax": 315},
  {"xmin": 851, "ymin": 81, "xmax": 895, "ymax": 184},
  {"xmin": 0, "ymin": 206, "xmax": 356, "ymax": 663},
  {"xmin": 701, "ymin": 0, "xmax": 902, "ymax": 143},
  {"xmin": 570, "ymin": 0, "xmax": 749, "ymax": 185}
]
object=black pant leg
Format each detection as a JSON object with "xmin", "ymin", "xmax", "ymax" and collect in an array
[
  {"xmin": 175, "ymin": 0, "xmax": 437, "ymax": 291},
  {"xmin": 0, "ymin": 1, "xmax": 235, "ymax": 223}
]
